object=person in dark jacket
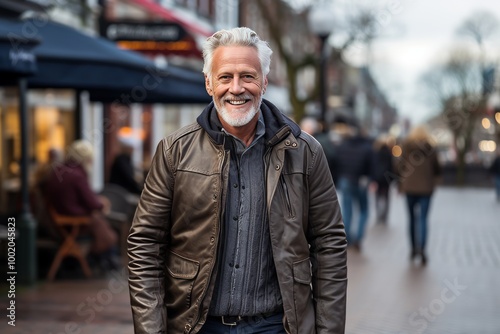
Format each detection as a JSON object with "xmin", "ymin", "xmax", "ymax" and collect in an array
[
  {"xmin": 372, "ymin": 134, "xmax": 395, "ymax": 224},
  {"xmin": 335, "ymin": 123, "xmax": 374, "ymax": 250},
  {"xmin": 109, "ymin": 137, "xmax": 142, "ymax": 194},
  {"xmin": 127, "ymin": 27, "xmax": 347, "ymax": 334},
  {"xmin": 300, "ymin": 117, "xmax": 338, "ymax": 183}
]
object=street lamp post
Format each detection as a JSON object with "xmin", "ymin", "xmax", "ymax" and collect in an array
[{"xmin": 309, "ymin": 3, "xmax": 334, "ymax": 130}]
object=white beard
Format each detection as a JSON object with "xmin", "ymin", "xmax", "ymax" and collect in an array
[{"xmin": 214, "ymin": 94, "xmax": 263, "ymax": 127}]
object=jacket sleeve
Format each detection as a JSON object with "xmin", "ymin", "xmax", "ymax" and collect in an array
[
  {"xmin": 308, "ymin": 143, "xmax": 348, "ymax": 333},
  {"xmin": 128, "ymin": 139, "xmax": 172, "ymax": 334}
]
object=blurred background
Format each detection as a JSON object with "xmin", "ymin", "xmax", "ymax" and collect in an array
[{"xmin": 0, "ymin": 0, "xmax": 499, "ymax": 333}]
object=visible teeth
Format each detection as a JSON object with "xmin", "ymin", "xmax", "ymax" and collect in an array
[{"xmin": 228, "ymin": 100, "xmax": 246, "ymax": 105}]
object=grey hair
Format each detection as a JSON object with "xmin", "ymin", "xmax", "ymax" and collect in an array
[{"xmin": 202, "ymin": 27, "xmax": 273, "ymax": 78}]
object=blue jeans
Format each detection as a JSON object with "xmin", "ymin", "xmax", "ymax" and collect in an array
[
  {"xmin": 338, "ymin": 177, "xmax": 369, "ymax": 245},
  {"xmin": 199, "ymin": 313, "xmax": 285, "ymax": 333},
  {"xmin": 406, "ymin": 194, "xmax": 432, "ymax": 253}
]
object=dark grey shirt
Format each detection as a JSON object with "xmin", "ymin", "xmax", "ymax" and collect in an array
[{"xmin": 209, "ymin": 114, "xmax": 283, "ymax": 316}]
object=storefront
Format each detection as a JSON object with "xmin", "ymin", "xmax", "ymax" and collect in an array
[
  {"xmin": 99, "ymin": 0, "xmax": 214, "ymax": 184},
  {"xmin": 0, "ymin": 89, "xmax": 77, "ymax": 213},
  {"xmin": 0, "ymin": 16, "xmax": 210, "ymax": 216}
]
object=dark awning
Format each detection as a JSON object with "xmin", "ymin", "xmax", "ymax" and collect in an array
[{"xmin": 0, "ymin": 17, "xmax": 210, "ymax": 104}]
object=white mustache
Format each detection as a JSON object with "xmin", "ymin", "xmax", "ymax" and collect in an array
[{"xmin": 222, "ymin": 94, "xmax": 253, "ymax": 101}]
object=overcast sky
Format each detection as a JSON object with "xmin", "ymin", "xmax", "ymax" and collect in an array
[{"xmin": 364, "ymin": 0, "xmax": 500, "ymax": 125}]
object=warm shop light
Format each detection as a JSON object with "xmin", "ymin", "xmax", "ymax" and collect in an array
[
  {"xmin": 496, "ymin": 112, "xmax": 500, "ymax": 124},
  {"xmin": 482, "ymin": 118, "xmax": 491, "ymax": 129},
  {"xmin": 478, "ymin": 140, "xmax": 496, "ymax": 152},
  {"xmin": 392, "ymin": 145, "xmax": 402, "ymax": 157}
]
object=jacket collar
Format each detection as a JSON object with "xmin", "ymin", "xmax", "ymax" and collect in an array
[{"xmin": 196, "ymin": 99, "xmax": 301, "ymax": 146}]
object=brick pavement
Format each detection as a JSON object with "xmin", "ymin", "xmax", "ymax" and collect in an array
[
  {"xmin": 346, "ymin": 186, "xmax": 500, "ymax": 334},
  {"xmin": 0, "ymin": 186, "xmax": 499, "ymax": 334}
]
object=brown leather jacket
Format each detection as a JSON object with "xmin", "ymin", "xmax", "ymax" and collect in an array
[{"xmin": 128, "ymin": 100, "xmax": 347, "ymax": 334}]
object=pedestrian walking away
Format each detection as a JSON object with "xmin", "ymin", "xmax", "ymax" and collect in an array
[
  {"xmin": 127, "ymin": 27, "xmax": 347, "ymax": 334},
  {"xmin": 372, "ymin": 134, "xmax": 396, "ymax": 224},
  {"xmin": 334, "ymin": 122, "xmax": 374, "ymax": 251},
  {"xmin": 397, "ymin": 126, "xmax": 442, "ymax": 265}
]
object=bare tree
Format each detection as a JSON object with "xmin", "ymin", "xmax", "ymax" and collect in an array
[
  {"xmin": 457, "ymin": 11, "xmax": 500, "ymax": 147},
  {"xmin": 457, "ymin": 10, "xmax": 498, "ymax": 54},
  {"xmin": 252, "ymin": 0, "xmax": 379, "ymax": 123},
  {"xmin": 422, "ymin": 48, "xmax": 485, "ymax": 184}
]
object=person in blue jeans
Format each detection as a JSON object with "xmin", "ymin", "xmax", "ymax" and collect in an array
[
  {"xmin": 338, "ymin": 177, "xmax": 369, "ymax": 248},
  {"xmin": 398, "ymin": 126, "xmax": 441, "ymax": 265},
  {"xmin": 405, "ymin": 194, "xmax": 431, "ymax": 262},
  {"xmin": 334, "ymin": 122, "xmax": 374, "ymax": 250}
]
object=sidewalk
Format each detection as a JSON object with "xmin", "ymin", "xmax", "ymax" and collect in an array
[
  {"xmin": 346, "ymin": 186, "xmax": 500, "ymax": 334},
  {"xmin": 1, "ymin": 186, "xmax": 499, "ymax": 333}
]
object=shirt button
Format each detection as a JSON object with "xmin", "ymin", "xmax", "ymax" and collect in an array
[
  {"xmin": 242, "ymin": 185, "xmax": 246, "ymax": 189},
  {"xmin": 285, "ymin": 140, "xmax": 291, "ymax": 146},
  {"xmin": 235, "ymin": 264, "xmax": 240, "ymax": 268},
  {"xmin": 229, "ymin": 262, "xmax": 233, "ymax": 267},
  {"xmin": 210, "ymin": 237, "xmax": 215, "ymax": 244},
  {"xmin": 233, "ymin": 183, "xmax": 238, "ymax": 188},
  {"xmin": 275, "ymin": 164, "xmax": 281, "ymax": 170},
  {"xmin": 292, "ymin": 142, "xmax": 297, "ymax": 147},
  {"xmin": 233, "ymin": 216, "xmax": 238, "ymax": 221}
]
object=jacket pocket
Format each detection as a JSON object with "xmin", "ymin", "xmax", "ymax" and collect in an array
[
  {"xmin": 165, "ymin": 251, "xmax": 199, "ymax": 312},
  {"xmin": 291, "ymin": 258, "xmax": 314, "ymax": 333},
  {"xmin": 292, "ymin": 258, "xmax": 312, "ymax": 284}
]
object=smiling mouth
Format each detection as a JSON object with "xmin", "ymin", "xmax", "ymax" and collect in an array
[{"xmin": 226, "ymin": 99, "xmax": 250, "ymax": 105}]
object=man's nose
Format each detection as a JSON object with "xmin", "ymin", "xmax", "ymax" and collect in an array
[{"xmin": 229, "ymin": 77, "xmax": 245, "ymax": 94}]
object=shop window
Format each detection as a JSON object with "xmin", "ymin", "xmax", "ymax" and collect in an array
[{"xmin": 0, "ymin": 89, "xmax": 75, "ymax": 214}]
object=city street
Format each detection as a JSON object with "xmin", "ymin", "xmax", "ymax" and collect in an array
[{"xmin": 1, "ymin": 186, "xmax": 499, "ymax": 334}]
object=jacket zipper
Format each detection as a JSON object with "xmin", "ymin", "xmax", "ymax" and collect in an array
[{"xmin": 280, "ymin": 176, "xmax": 294, "ymax": 218}]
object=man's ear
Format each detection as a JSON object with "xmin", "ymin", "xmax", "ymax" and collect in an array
[
  {"xmin": 205, "ymin": 75, "xmax": 213, "ymax": 96},
  {"xmin": 262, "ymin": 76, "xmax": 268, "ymax": 95}
]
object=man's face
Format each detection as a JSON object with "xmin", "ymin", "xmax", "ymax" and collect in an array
[{"xmin": 205, "ymin": 45, "xmax": 268, "ymax": 128}]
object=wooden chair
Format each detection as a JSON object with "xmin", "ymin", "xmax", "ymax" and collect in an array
[{"xmin": 46, "ymin": 207, "xmax": 92, "ymax": 281}]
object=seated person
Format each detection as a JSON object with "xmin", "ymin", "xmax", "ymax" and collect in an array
[{"xmin": 45, "ymin": 140, "xmax": 119, "ymax": 271}]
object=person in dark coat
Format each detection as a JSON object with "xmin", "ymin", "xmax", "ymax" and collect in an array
[
  {"xmin": 109, "ymin": 136, "xmax": 142, "ymax": 194},
  {"xmin": 335, "ymin": 123, "xmax": 374, "ymax": 250},
  {"xmin": 372, "ymin": 134, "xmax": 395, "ymax": 224},
  {"xmin": 300, "ymin": 117, "xmax": 338, "ymax": 183}
]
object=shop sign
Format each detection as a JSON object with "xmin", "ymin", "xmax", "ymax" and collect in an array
[
  {"xmin": 101, "ymin": 21, "xmax": 187, "ymax": 42},
  {"xmin": 0, "ymin": 39, "xmax": 37, "ymax": 75}
]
